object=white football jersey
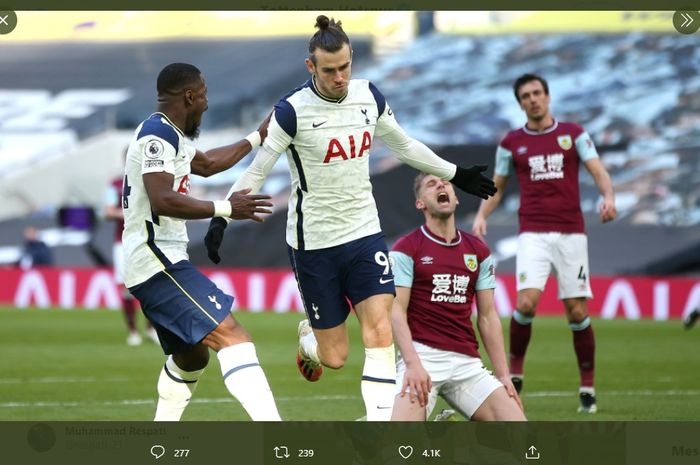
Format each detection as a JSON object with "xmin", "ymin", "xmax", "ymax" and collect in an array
[
  {"xmin": 264, "ymin": 78, "xmax": 403, "ymax": 250},
  {"xmin": 122, "ymin": 112, "xmax": 197, "ymax": 287}
]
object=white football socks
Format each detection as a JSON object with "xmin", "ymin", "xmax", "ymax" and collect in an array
[
  {"xmin": 300, "ymin": 331, "xmax": 321, "ymax": 364},
  {"xmin": 361, "ymin": 345, "xmax": 397, "ymax": 421},
  {"xmin": 153, "ymin": 355, "xmax": 204, "ymax": 421},
  {"xmin": 218, "ymin": 342, "xmax": 281, "ymax": 421}
]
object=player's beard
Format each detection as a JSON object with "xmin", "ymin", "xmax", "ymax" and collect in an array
[{"xmin": 185, "ymin": 124, "xmax": 200, "ymax": 140}]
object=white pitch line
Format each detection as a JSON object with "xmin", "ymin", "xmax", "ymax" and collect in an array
[
  {"xmin": 0, "ymin": 394, "xmax": 358, "ymax": 409},
  {"xmin": 0, "ymin": 376, "xmax": 129, "ymax": 385},
  {"xmin": 3, "ymin": 390, "xmax": 698, "ymax": 410}
]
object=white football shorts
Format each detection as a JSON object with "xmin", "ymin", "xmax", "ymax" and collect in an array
[
  {"xmin": 396, "ymin": 341, "xmax": 503, "ymax": 419},
  {"xmin": 516, "ymin": 232, "xmax": 593, "ymax": 299},
  {"xmin": 113, "ymin": 242, "xmax": 125, "ymax": 285}
]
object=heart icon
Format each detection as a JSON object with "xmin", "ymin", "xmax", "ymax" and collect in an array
[{"xmin": 398, "ymin": 445, "xmax": 413, "ymax": 459}]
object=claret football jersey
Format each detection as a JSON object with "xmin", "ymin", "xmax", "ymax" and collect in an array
[
  {"xmin": 390, "ymin": 226, "xmax": 496, "ymax": 358},
  {"xmin": 495, "ymin": 120, "xmax": 599, "ymax": 233}
]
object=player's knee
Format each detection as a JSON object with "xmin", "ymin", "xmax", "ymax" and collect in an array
[
  {"xmin": 173, "ymin": 346, "xmax": 210, "ymax": 371},
  {"xmin": 318, "ymin": 343, "xmax": 348, "ymax": 369},
  {"xmin": 205, "ymin": 316, "xmax": 252, "ymax": 350},
  {"xmin": 322, "ymin": 352, "xmax": 347, "ymax": 370},
  {"xmin": 566, "ymin": 299, "xmax": 589, "ymax": 323},
  {"xmin": 516, "ymin": 297, "xmax": 538, "ymax": 316},
  {"xmin": 361, "ymin": 320, "xmax": 393, "ymax": 347}
]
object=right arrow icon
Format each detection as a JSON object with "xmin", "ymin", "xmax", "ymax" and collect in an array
[
  {"xmin": 681, "ymin": 12, "xmax": 693, "ymax": 27},
  {"xmin": 673, "ymin": 10, "xmax": 700, "ymax": 34}
]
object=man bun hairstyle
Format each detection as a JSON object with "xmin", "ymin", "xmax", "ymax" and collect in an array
[
  {"xmin": 157, "ymin": 63, "xmax": 202, "ymax": 96},
  {"xmin": 308, "ymin": 15, "xmax": 350, "ymax": 64}
]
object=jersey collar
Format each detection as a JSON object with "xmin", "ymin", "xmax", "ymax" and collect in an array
[
  {"xmin": 151, "ymin": 112, "xmax": 185, "ymax": 137},
  {"xmin": 420, "ymin": 225, "xmax": 462, "ymax": 247},
  {"xmin": 309, "ymin": 77, "xmax": 348, "ymax": 104},
  {"xmin": 522, "ymin": 118, "xmax": 558, "ymax": 135}
]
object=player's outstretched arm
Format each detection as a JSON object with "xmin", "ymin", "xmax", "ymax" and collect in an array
[
  {"xmin": 379, "ymin": 126, "xmax": 497, "ymax": 200},
  {"xmin": 475, "ymin": 288, "xmax": 523, "ymax": 412},
  {"xmin": 190, "ymin": 111, "xmax": 273, "ymax": 177},
  {"xmin": 204, "ymin": 143, "xmax": 282, "ymax": 264},
  {"xmin": 143, "ymin": 172, "xmax": 272, "ymax": 221}
]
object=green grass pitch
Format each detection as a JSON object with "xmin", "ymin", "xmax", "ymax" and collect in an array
[{"xmin": 1, "ymin": 307, "xmax": 698, "ymax": 421}]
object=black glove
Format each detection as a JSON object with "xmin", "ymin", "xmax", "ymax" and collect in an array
[
  {"xmin": 205, "ymin": 217, "xmax": 228, "ymax": 264},
  {"xmin": 450, "ymin": 165, "xmax": 497, "ymax": 200}
]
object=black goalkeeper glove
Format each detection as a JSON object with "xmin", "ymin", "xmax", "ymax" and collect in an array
[
  {"xmin": 450, "ymin": 165, "xmax": 497, "ymax": 200},
  {"xmin": 205, "ymin": 217, "xmax": 228, "ymax": 264}
]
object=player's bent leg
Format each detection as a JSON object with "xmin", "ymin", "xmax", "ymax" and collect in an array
[
  {"xmin": 205, "ymin": 315, "xmax": 281, "ymax": 421},
  {"xmin": 391, "ymin": 393, "xmax": 427, "ymax": 421},
  {"xmin": 310, "ymin": 323, "xmax": 350, "ymax": 369},
  {"xmin": 564, "ymin": 298, "xmax": 597, "ymax": 413},
  {"xmin": 296, "ymin": 319, "xmax": 341, "ymax": 382},
  {"xmin": 154, "ymin": 344, "xmax": 209, "ymax": 421},
  {"xmin": 510, "ymin": 288, "xmax": 541, "ymax": 392},
  {"xmin": 355, "ymin": 294, "xmax": 396, "ymax": 421},
  {"xmin": 470, "ymin": 387, "xmax": 527, "ymax": 421}
]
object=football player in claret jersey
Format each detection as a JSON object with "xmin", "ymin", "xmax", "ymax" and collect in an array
[
  {"xmin": 205, "ymin": 15, "xmax": 497, "ymax": 421},
  {"xmin": 472, "ymin": 73, "xmax": 617, "ymax": 414},
  {"xmin": 390, "ymin": 173, "xmax": 525, "ymax": 421},
  {"xmin": 122, "ymin": 62, "xmax": 281, "ymax": 421},
  {"xmin": 104, "ymin": 152, "xmax": 158, "ymax": 346}
]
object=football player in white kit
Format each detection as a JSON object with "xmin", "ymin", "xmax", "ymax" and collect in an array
[
  {"xmin": 204, "ymin": 16, "xmax": 497, "ymax": 421},
  {"xmin": 123, "ymin": 63, "xmax": 280, "ymax": 421}
]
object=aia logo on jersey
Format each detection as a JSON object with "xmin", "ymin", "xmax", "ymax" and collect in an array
[
  {"xmin": 177, "ymin": 175, "xmax": 190, "ymax": 194},
  {"xmin": 323, "ymin": 131, "xmax": 372, "ymax": 164}
]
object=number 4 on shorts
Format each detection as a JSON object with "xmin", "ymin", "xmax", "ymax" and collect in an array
[{"xmin": 578, "ymin": 266, "xmax": 587, "ymax": 282}]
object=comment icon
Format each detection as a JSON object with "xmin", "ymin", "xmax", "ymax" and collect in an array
[{"xmin": 151, "ymin": 444, "xmax": 166, "ymax": 460}]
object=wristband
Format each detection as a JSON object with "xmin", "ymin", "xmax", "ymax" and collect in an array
[
  {"xmin": 244, "ymin": 131, "xmax": 261, "ymax": 148},
  {"xmin": 212, "ymin": 200, "xmax": 232, "ymax": 218}
]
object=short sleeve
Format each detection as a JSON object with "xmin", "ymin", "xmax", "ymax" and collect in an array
[
  {"xmin": 389, "ymin": 250, "xmax": 414, "ymax": 288},
  {"xmin": 140, "ymin": 136, "xmax": 177, "ymax": 175},
  {"xmin": 475, "ymin": 254, "xmax": 497, "ymax": 291},
  {"xmin": 575, "ymin": 131, "xmax": 599, "ymax": 162},
  {"xmin": 104, "ymin": 184, "xmax": 119, "ymax": 206},
  {"xmin": 494, "ymin": 145, "xmax": 513, "ymax": 177}
]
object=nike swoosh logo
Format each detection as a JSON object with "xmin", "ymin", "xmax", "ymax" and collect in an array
[
  {"xmin": 379, "ymin": 277, "xmax": 394, "ymax": 284},
  {"xmin": 376, "ymin": 406, "xmax": 392, "ymax": 409},
  {"xmin": 312, "ymin": 121, "xmax": 327, "ymax": 128}
]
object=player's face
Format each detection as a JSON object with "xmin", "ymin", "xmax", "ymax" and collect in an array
[
  {"xmin": 416, "ymin": 175, "xmax": 458, "ymax": 219},
  {"xmin": 517, "ymin": 80, "xmax": 550, "ymax": 122},
  {"xmin": 306, "ymin": 43, "xmax": 352, "ymax": 100},
  {"xmin": 184, "ymin": 77, "xmax": 209, "ymax": 139}
]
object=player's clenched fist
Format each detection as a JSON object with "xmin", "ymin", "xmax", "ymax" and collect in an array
[{"xmin": 228, "ymin": 188, "xmax": 273, "ymax": 222}]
